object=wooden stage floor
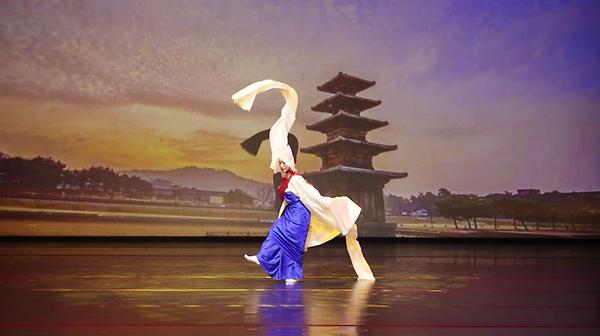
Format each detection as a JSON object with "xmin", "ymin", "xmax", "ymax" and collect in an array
[{"xmin": 0, "ymin": 239, "xmax": 598, "ymax": 335}]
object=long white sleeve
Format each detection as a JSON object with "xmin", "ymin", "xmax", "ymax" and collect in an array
[{"xmin": 232, "ymin": 79, "xmax": 298, "ymax": 174}]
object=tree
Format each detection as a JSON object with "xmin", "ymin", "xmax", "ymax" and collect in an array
[
  {"xmin": 119, "ymin": 174, "xmax": 153, "ymax": 198},
  {"xmin": 255, "ymin": 184, "xmax": 275, "ymax": 209},
  {"xmin": 77, "ymin": 166, "xmax": 120, "ymax": 195},
  {"xmin": 436, "ymin": 195, "xmax": 464, "ymax": 229},
  {"xmin": 224, "ymin": 189, "xmax": 255, "ymax": 208},
  {"xmin": 384, "ymin": 194, "xmax": 410, "ymax": 215},
  {"xmin": 437, "ymin": 188, "xmax": 451, "ymax": 197},
  {"xmin": 422, "ymin": 192, "xmax": 437, "ymax": 225},
  {"xmin": 461, "ymin": 195, "xmax": 485, "ymax": 230},
  {"xmin": 436, "ymin": 194, "xmax": 482, "ymax": 230},
  {"xmin": 0, "ymin": 155, "xmax": 66, "ymax": 190}
]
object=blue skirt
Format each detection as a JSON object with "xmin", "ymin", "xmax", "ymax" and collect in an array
[{"xmin": 257, "ymin": 191, "xmax": 311, "ymax": 280}]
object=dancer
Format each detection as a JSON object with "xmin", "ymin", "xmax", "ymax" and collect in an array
[{"xmin": 232, "ymin": 79, "xmax": 375, "ymax": 282}]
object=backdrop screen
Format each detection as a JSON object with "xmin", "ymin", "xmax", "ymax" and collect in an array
[{"xmin": 0, "ymin": 1, "xmax": 598, "ymax": 238}]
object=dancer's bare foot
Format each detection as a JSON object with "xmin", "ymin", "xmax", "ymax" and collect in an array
[{"xmin": 244, "ymin": 254, "xmax": 260, "ymax": 265}]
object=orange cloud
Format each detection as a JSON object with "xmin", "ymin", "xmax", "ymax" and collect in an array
[{"xmin": 0, "ymin": 96, "xmax": 323, "ymax": 184}]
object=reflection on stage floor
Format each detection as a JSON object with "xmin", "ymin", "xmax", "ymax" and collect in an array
[{"xmin": 0, "ymin": 240, "xmax": 598, "ymax": 335}]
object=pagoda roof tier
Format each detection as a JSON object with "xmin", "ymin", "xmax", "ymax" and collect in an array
[
  {"xmin": 301, "ymin": 136, "xmax": 397, "ymax": 155},
  {"xmin": 311, "ymin": 93, "xmax": 381, "ymax": 114},
  {"xmin": 303, "ymin": 165, "xmax": 408, "ymax": 180},
  {"xmin": 306, "ymin": 111, "xmax": 388, "ymax": 133},
  {"xmin": 317, "ymin": 72, "xmax": 376, "ymax": 95}
]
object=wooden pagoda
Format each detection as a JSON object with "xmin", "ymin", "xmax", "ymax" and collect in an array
[{"xmin": 301, "ymin": 72, "xmax": 407, "ymax": 236}]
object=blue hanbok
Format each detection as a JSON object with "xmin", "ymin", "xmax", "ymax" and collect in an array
[{"xmin": 257, "ymin": 191, "xmax": 310, "ymax": 280}]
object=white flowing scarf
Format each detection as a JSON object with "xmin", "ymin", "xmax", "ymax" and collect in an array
[{"xmin": 232, "ymin": 79, "xmax": 375, "ymax": 281}]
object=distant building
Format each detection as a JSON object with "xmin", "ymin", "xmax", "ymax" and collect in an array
[
  {"xmin": 177, "ymin": 188, "xmax": 225, "ymax": 206},
  {"xmin": 517, "ymin": 189, "xmax": 541, "ymax": 196},
  {"xmin": 149, "ymin": 178, "xmax": 225, "ymax": 206},
  {"xmin": 55, "ymin": 182, "xmax": 80, "ymax": 190},
  {"xmin": 562, "ymin": 190, "xmax": 600, "ymax": 196},
  {"xmin": 150, "ymin": 178, "xmax": 177, "ymax": 198},
  {"xmin": 411, "ymin": 209, "xmax": 428, "ymax": 217}
]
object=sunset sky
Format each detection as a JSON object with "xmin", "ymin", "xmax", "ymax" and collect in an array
[{"xmin": 0, "ymin": 0, "xmax": 598, "ymax": 197}]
